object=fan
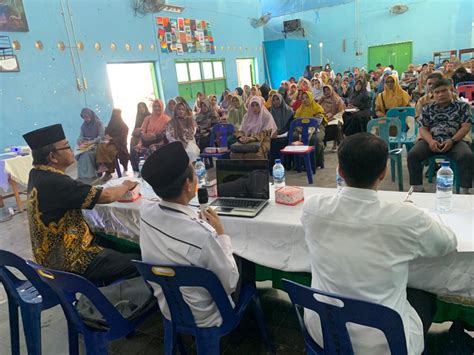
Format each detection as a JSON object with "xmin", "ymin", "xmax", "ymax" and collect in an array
[
  {"xmin": 250, "ymin": 12, "xmax": 272, "ymax": 28},
  {"xmin": 132, "ymin": 0, "xmax": 165, "ymax": 15},
  {"xmin": 390, "ymin": 4, "xmax": 409, "ymax": 14}
]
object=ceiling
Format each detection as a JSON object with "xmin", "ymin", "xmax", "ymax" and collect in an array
[{"xmin": 260, "ymin": 0, "xmax": 354, "ymax": 17}]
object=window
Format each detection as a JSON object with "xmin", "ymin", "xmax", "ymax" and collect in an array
[
  {"xmin": 202, "ymin": 62, "xmax": 213, "ymax": 79},
  {"xmin": 175, "ymin": 60, "xmax": 227, "ymax": 102},
  {"xmin": 188, "ymin": 62, "xmax": 202, "ymax": 81},
  {"xmin": 175, "ymin": 63, "xmax": 189, "ymax": 82},
  {"xmin": 213, "ymin": 61, "xmax": 224, "ymax": 78}
]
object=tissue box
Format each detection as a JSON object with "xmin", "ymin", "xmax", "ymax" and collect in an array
[
  {"xmin": 275, "ymin": 186, "xmax": 304, "ymax": 206},
  {"xmin": 118, "ymin": 184, "xmax": 141, "ymax": 202},
  {"xmin": 204, "ymin": 147, "xmax": 229, "ymax": 154}
]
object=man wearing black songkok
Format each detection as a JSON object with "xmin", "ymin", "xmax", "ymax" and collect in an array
[{"xmin": 23, "ymin": 124, "xmax": 139, "ymax": 285}]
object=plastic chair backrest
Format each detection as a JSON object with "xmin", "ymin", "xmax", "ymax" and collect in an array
[
  {"xmin": 0, "ymin": 249, "xmax": 58, "ymax": 306},
  {"xmin": 457, "ymin": 84, "xmax": 474, "ymax": 101},
  {"xmin": 209, "ymin": 123, "xmax": 235, "ymax": 148},
  {"xmin": 456, "ymin": 81, "xmax": 474, "ymax": 89},
  {"xmin": 26, "ymin": 261, "xmax": 133, "ymax": 338},
  {"xmin": 386, "ymin": 107, "xmax": 416, "ymax": 133},
  {"xmin": 282, "ymin": 279, "xmax": 407, "ymax": 355},
  {"xmin": 288, "ymin": 118, "xmax": 320, "ymax": 145},
  {"xmin": 132, "ymin": 262, "xmax": 236, "ymax": 334},
  {"xmin": 367, "ymin": 117, "xmax": 402, "ymax": 149}
]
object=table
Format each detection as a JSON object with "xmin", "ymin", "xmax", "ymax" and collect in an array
[
  {"xmin": 0, "ymin": 154, "xmax": 32, "ymax": 210},
  {"xmin": 83, "ymin": 184, "xmax": 474, "ymax": 297}
]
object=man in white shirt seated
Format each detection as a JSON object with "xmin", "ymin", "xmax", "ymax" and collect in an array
[
  {"xmin": 301, "ymin": 133, "xmax": 457, "ymax": 354},
  {"xmin": 139, "ymin": 142, "xmax": 240, "ymax": 327}
]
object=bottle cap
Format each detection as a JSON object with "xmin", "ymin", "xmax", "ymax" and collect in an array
[
  {"xmin": 275, "ymin": 159, "xmax": 281, "ymax": 164},
  {"xmin": 441, "ymin": 161, "xmax": 450, "ymax": 167}
]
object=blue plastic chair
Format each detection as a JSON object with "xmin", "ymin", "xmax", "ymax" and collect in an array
[
  {"xmin": 200, "ymin": 123, "xmax": 235, "ymax": 165},
  {"xmin": 281, "ymin": 279, "xmax": 408, "ymax": 355},
  {"xmin": 386, "ymin": 107, "xmax": 417, "ymax": 151},
  {"xmin": 132, "ymin": 261, "xmax": 274, "ymax": 355},
  {"xmin": 367, "ymin": 117, "xmax": 404, "ymax": 191},
  {"xmin": 427, "ymin": 156, "xmax": 461, "ymax": 194},
  {"xmin": 27, "ymin": 261, "xmax": 157, "ymax": 355},
  {"xmin": 280, "ymin": 117, "xmax": 319, "ymax": 184},
  {"xmin": 0, "ymin": 250, "xmax": 59, "ymax": 355}
]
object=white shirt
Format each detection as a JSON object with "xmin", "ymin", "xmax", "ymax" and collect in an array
[
  {"xmin": 140, "ymin": 200, "xmax": 239, "ymax": 327},
  {"xmin": 301, "ymin": 187, "xmax": 457, "ymax": 355}
]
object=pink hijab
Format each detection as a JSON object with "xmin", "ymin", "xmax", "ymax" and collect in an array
[{"xmin": 240, "ymin": 96, "xmax": 277, "ymax": 135}]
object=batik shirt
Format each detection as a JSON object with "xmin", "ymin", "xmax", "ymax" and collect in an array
[
  {"xmin": 27, "ymin": 165, "xmax": 103, "ymax": 274},
  {"xmin": 420, "ymin": 100, "xmax": 472, "ymax": 142}
]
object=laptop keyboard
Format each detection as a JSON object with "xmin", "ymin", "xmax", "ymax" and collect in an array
[{"xmin": 211, "ymin": 198, "xmax": 264, "ymax": 209}]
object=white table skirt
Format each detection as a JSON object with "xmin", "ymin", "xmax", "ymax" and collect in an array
[{"xmin": 83, "ymin": 185, "xmax": 474, "ymax": 299}]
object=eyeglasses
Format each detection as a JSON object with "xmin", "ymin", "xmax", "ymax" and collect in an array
[{"xmin": 54, "ymin": 145, "xmax": 72, "ymax": 152}]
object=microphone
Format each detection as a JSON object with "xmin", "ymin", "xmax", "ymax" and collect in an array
[{"xmin": 198, "ymin": 187, "xmax": 209, "ymax": 213}]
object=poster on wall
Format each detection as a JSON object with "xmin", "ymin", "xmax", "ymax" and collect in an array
[
  {"xmin": 0, "ymin": 0, "xmax": 29, "ymax": 32},
  {"xmin": 156, "ymin": 16, "xmax": 215, "ymax": 55}
]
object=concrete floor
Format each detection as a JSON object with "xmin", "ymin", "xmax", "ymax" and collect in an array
[{"xmin": 0, "ymin": 149, "xmax": 471, "ymax": 354}]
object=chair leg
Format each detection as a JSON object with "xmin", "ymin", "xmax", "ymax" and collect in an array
[
  {"xmin": 164, "ymin": 320, "xmax": 177, "ymax": 355},
  {"xmin": 8, "ymin": 300, "xmax": 20, "ymax": 355},
  {"xmin": 83, "ymin": 331, "xmax": 108, "ymax": 355},
  {"xmin": 67, "ymin": 323, "xmax": 80, "ymax": 355},
  {"xmin": 304, "ymin": 154, "xmax": 314, "ymax": 184},
  {"xmin": 397, "ymin": 157, "xmax": 403, "ymax": 192},
  {"xmin": 251, "ymin": 297, "xmax": 274, "ymax": 354},
  {"xmin": 20, "ymin": 305, "xmax": 42, "ymax": 355},
  {"xmin": 427, "ymin": 159, "xmax": 435, "ymax": 183},
  {"xmin": 195, "ymin": 332, "xmax": 220, "ymax": 355},
  {"xmin": 390, "ymin": 159, "xmax": 396, "ymax": 182}
]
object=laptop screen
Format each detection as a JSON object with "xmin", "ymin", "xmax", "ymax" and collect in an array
[{"xmin": 216, "ymin": 160, "xmax": 269, "ymax": 199}]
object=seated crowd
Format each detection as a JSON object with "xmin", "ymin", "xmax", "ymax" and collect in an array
[{"xmin": 17, "ymin": 56, "xmax": 473, "ymax": 354}]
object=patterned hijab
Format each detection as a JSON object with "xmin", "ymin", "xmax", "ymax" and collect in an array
[
  {"xmin": 167, "ymin": 102, "xmax": 196, "ymax": 142},
  {"xmin": 227, "ymin": 95, "xmax": 247, "ymax": 128}
]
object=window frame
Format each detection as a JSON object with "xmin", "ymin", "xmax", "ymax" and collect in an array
[{"xmin": 174, "ymin": 59, "xmax": 226, "ymax": 84}]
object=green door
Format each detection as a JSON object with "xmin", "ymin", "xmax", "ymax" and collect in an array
[{"xmin": 368, "ymin": 42, "xmax": 412, "ymax": 74}]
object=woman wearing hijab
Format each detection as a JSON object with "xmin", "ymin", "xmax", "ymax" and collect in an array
[
  {"xmin": 259, "ymin": 83, "xmax": 271, "ymax": 102},
  {"xmin": 311, "ymin": 77, "xmax": 324, "ymax": 101},
  {"xmin": 230, "ymin": 96, "xmax": 277, "ymax": 160},
  {"xmin": 96, "ymin": 109, "xmax": 130, "ymax": 179},
  {"xmin": 130, "ymin": 102, "xmax": 150, "ymax": 154},
  {"xmin": 164, "ymin": 98, "xmax": 176, "ymax": 117},
  {"xmin": 343, "ymin": 78, "xmax": 372, "ymax": 136},
  {"xmin": 219, "ymin": 89, "xmax": 232, "ymax": 113},
  {"xmin": 376, "ymin": 68, "xmax": 392, "ymax": 94},
  {"xmin": 234, "ymin": 87, "xmax": 244, "ymax": 97},
  {"xmin": 319, "ymin": 71, "xmax": 329, "ymax": 85},
  {"xmin": 76, "ymin": 108, "xmax": 104, "ymax": 179},
  {"xmin": 245, "ymin": 86, "xmax": 262, "ymax": 108},
  {"xmin": 297, "ymin": 77, "xmax": 311, "ymax": 92},
  {"xmin": 264, "ymin": 89, "xmax": 277, "ymax": 109},
  {"xmin": 288, "ymin": 83, "xmax": 298, "ymax": 104},
  {"xmin": 375, "ymin": 73, "xmax": 410, "ymax": 117},
  {"xmin": 320, "ymin": 85, "xmax": 346, "ymax": 151},
  {"xmin": 338, "ymin": 77, "xmax": 352, "ymax": 104},
  {"xmin": 132, "ymin": 99, "xmax": 170, "ymax": 172},
  {"xmin": 195, "ymin": 99, "xmax": 219, "ymax": 152},
  {"xmin": 226, "ymin": 95, "xmax": 247, "ymax": 129},
  {"xmin": 294, "ymin": 91, "xmax": 327, "ymax": 168},
  {"xmin": 269, "ymin": 93, "xmax": 294, "ymax": 163},
  {"xmin": 277, "ymin": 85, "xmax": 291, "ymax": 106},
  {"xmin": 243, "ymin": 85, "xmax": 251, "ymax": 102},
  {"xmin": 166, "ymin": 101, "xmax": 200, "ymax": 162},
  {"xmin": 207, "ymin": 94, "xmax": 221, "ymax": 116},
  {"xmin": 291, "ymin": 89, "xmax": 305, "ymax": 111},
  {"xmin": 175, "ymin": 96, "xmax": 193, "ymax": 113},
  {"xmin": 324, "ymin": 63, "xmax": 336, "ymax": 80}
]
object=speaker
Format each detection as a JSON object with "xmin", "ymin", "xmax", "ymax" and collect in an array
[{"xmin": 283, "ymin": 19, "xmax": 301, "ymax": 32}]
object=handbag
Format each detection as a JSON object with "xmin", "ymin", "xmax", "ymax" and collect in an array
[{"xmin": 230, "ymin": 141, "xmax": 261, "ymax": 153}]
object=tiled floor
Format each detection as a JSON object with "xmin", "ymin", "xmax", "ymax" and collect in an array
[{"xmin": 0, "ymin": 149, "xmax": 472, "ymax": 354}]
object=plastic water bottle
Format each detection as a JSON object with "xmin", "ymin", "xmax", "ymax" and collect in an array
[
  {"xmin": 138, "ymin": 158, "xmax": 145, "ymax": 178},
  {"xmin": 336, "ymin": 166, "xmax": 346, "ymax": 192},
  {"xmin": 195, "ymin": 158, "xmax": 208, "ymax": 186},
  {"xmin": 436, "ymin": 161, "xmax": 453, "ymax": 212},
  {"xmin": 273, "ymin": 159, "xmax": 286, "ymax": 190}
]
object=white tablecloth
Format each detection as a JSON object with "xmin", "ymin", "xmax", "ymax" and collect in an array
[
  {"xmin": 83, "ymin": 186, "xmax": 474, "ymax": 299},
  {"xmin": 0, "ymin": 154, "xmax": 33, "ymax": 192}
]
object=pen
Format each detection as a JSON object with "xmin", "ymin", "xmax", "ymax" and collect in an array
[{"xmin": 404, "ymin": 186, "xmax": 414, "ymax": 202}]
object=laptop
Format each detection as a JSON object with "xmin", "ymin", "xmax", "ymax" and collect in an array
[{"xmin": 209, "ymin": 160, "xmax": 269, "ymax": 218}]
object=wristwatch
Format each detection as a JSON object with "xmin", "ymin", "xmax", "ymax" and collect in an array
[{"xmin": 451, "ymin": 137, "xmax": 458, "ymax": 144}]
